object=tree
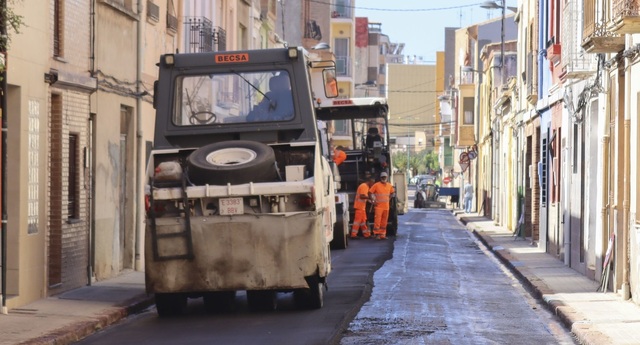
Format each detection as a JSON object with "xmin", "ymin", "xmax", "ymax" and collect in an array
[
  {"xmin": 392, "ymin": 149, "xmax": 440, "ymax": 177},
  {"xmin": 0, "ymin": 0, "xmax": 24, "ymax": 78}
]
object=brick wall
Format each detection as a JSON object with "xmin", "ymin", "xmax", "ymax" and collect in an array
[
  {"xmin": 531, "ymin": 126, "xmax": 540, "ymax": 242},
  {"xmin": 48, "ymin": 90, "xmax": 91, "ymax": 294}
]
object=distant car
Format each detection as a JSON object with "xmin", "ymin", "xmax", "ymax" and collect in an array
[{"xmin": 412, "ymin": 174, "xmax": 433, "ymax": 185}]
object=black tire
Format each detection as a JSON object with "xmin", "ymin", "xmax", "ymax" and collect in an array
[
  {"xmin": 331, "ymin": 203, "xmax": 348, "ymax": 249},
  {"xmin": 155, "ymin": 293, "xmax": 187, "ymax": 317},
  {"xmin": 387, "ymin": 198, "xmax": 398, "ymax": 237},
  {"xmin": 187, "ymin": 140, "xmax": 277, "ymax": 185},
  {"xmin": 246, "ymin": 290, "xmax": 278, "ymax": 312},
  {"xmin": 203, "ymin": 291, "xmax": 236, "ymax": 313},
  {"xmin": 293, "ymin": 276, "xmax": 324, "ymax": 310}
]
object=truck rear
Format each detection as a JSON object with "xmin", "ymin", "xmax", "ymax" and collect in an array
[{"xmin": 145, "ymin": 48, "xmax": 335, "ymax": 316}]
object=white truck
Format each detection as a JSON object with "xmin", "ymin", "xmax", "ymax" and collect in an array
[{"xmin": 145, "ymin": 47, "xmax": 336, "ymax": 316}]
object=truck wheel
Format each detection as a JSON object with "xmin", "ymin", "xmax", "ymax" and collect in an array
[
  {"xmin": 331, "ymin": 204, "xmax": 348, "ymax": 249},
  {"xmin": 246, "ymin": 290, "xmax": 278, "ymax": 312},
  {"xmin": 293, "ymin": 275, "xmax": 324, "ymax": 310},
  {"xmin": 203, "ymin": 291, "xmax": 236, "ymax": 313},
  {"xmin": 387, "ymin": 198, "xmax": 398, "ymax": 236},
  {"xmin": 187, "ymin": 140, "xmax": 277, "ymax": 185},
  {"xmin": 155, "ymin": 293, "xmax": 187, "ymax": 317}
]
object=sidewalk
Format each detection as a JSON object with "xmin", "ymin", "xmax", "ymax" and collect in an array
[
  {"xmin": 0, "ymin": 271, "xmax": 153, "ymax": 345},
  {"xmin": 456, "ymin": 211, "xmax": 640, "ymax": 345}
]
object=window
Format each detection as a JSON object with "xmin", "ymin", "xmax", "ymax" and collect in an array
[
  {"xmin": 68, "ymin": 134, "xmax": 79, "ymax": 220},
  {"xmin": 333, "ymin": 120, "xmax": 349, "ymax": 136},
  {"xmin": 334, "ymin": 38, "xmax": 350, "ymax": 76},
  {"xmin": 53, "ymin": 0, "xmax": 64, "ymax": 57},
  {"xmin": 333, "ymin": 0, "xmax": 352, "ymax": 18},
  {"xmin": 462, "ymin": 97, "xmax": 474, "ymax": 125},
  {"xmin": 173, "ymin": 70, "xmax": 295, "ymax": 125},
  {"xmin": 541, "ymin": 137, "xmax": 547, "ymax": 206},
  {"xmin": 147, "ymin": 1, "xmax": 160, "ymax": 22}
]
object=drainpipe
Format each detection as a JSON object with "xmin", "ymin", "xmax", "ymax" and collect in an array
[
  {"xmin": 601, "ymin": 84, "xmax": 610, "ymax": 281},
  {"xmin": 86, "ymin": 0, "xmax": 96, "ymax": 286},
  {"xmin": 1, "ymin": 0, "xmax": 8, "ymax": 314},
  {"xmin": 621, "ymin": 37, "xmax": 631, "ymax": 300},
  {"xmin": 134, "ymin": 0, "xmax": 143, "ymax": 271}
]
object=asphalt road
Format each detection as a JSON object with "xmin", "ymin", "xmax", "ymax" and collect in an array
[
  {"xmin": 76, "ymin": 235, "xmax": 394, "ymax": 345},
  {"xmin": 340, "ymin": 208, "xmax": 576, "ymax": 345}
]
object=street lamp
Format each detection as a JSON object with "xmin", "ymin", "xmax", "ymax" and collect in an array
[
  {"xmin": 480, "ymin": 1, "xmax": 516, "ymax": 87},
  {"xmin": 481, "ymin": 0, "xmax": 506, "ymax": 87}
]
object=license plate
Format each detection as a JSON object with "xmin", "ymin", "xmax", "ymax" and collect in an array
[{"xmin": 219, "ymin": 197, "xmax": 244, "ymax": 215}]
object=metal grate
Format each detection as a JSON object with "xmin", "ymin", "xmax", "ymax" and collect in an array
[
  {"xmin": 612, "ymin": 0, "xmax": 640, "ymax": 18},
  {"xmin": 167, "ymin": 13, "xmax": 178, "ymax": 31},
  {"xmin": 147, "ymin": 1, "xmax": 159, "ymax": 22},
  {"xmin": 563, "ymin": 0, "xmax": 596, "ymax": 79}
]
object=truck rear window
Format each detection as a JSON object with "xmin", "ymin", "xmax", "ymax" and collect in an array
[{"xmin": 173, "ymin": 70, "xmax": 295, "ymax": 126}]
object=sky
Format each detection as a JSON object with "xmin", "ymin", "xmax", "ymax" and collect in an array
[{"xmin": 354, "ymin": 1, "xmax": 508, "ymax": 64}]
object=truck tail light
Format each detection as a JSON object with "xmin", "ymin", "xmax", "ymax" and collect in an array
[{"xmin": 298, "ymin": 194, "xmax": 314, "ymax": 207}]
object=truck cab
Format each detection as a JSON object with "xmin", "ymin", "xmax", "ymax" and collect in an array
[{"xmin": 145, "ymin": 47, "xmax": 335, "ymax": 315}]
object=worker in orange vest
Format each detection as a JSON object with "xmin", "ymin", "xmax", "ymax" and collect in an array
[
  {"xmin": 333, "ymin": 145, "xmax": 346, "ymax": 166},
  {"xmin": 350, "ymin": 177, "xmax": 375, "ymax": 239},
  {"xmin": 368, "ymin": 171, "xmax": 395, "ymax": 240},
  {"xmin": 325, "ymin": 72, "xmax": 338, "ymax": 97}
]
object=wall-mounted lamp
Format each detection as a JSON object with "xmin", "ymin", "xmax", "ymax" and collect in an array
[{"xmin": 44, "ymin": 69, "xmax": 58, "ymax": 85}]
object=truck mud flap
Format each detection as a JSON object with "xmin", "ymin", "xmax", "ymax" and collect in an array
[{"xmin": 148, "ymin": 174, "xmax": 195, "ymax": 261}]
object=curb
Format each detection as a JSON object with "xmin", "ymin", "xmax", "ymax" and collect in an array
[{"xmin": 19, "ymin": 294, "xmax": 155, "ymax": 345}]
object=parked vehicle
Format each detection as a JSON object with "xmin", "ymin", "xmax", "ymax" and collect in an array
[{"xmin": 145, "ymin": 48, "xmax": 336, "ymax": 316}]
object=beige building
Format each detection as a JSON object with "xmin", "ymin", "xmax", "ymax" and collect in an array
[
  {"xmin": 387, "ymin": 63, "xmax": 436, "ymax": 154},
  {"xmin": 1, "ymin": 0, "xmax": 289, "ymax": 311},
  {"xmin": 2, "ymin": 0, "xmax": 183, "ymax": 310}
]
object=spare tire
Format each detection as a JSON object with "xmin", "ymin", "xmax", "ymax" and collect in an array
[{"xmin": 187, "ymin": 140, "xmax": 277, "ymax": 185}]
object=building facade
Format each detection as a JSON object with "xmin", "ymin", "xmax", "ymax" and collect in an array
[{"xmin": 454, "ymin": 0, "xmax": 640, "ymax": 305}]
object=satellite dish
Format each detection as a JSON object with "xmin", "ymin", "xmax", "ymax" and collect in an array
[{"xmin": 312, "ymin": 42, "xmax": 330, "ymax": 50}]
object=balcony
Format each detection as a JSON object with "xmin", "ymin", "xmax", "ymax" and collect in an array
[
  {"xmin": 546, "ymin": 44, "xmax": 562, "ymax": 65},
  {"xmin": 525, "ymin": 52, "xmax": 538, "ymax": 104},
  {"xmin": 581, "ymin": 35, "xmax": 625, "ymax": 53},
  {"xmin": 582, "ymin": 0, "xmax": 625, "ymax": 53},
  {"xmin": 610, "ymin": 0, "xmax": 640, "ymax": 34}
]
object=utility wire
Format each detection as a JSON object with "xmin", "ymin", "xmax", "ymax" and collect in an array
[{"xmin": 308, "ymin": 0, "xmax": 484, "ymax": 12}]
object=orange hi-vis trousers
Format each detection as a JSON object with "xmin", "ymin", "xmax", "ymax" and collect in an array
[
  {"xmin": 351, "ymin": 209, "xmax": 371, "ymax": 237},
  {"xmin": 372, "ymin": 207, "xmax": 389, "ymax": 238}
]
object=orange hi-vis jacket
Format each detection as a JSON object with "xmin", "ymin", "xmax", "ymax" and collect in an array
[
  {"xmin": 333, "ymin": 149, "xmax": 346, "ymax": 165},
  {"xmin": 369, "ymin": 182, "xmax": 395, "ymax": 210},
  {"xmin": 353, "ymin": 183, "xmax": 370, "ymax": 210}
]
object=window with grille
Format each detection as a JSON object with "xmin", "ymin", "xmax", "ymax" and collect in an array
[
  {"xmin": 54, "ymin": 0, "xmax": 63, "ymax": 57},
  {"xmin": 68, "ymin": 134, "xmax": 79, "ymax": 220},
  {"xmin": 541, "ymin": 137, "xmax": 548, "ymax": 206},
  {"xmin": 147, "ymin": 1, "xmax": 159, "ymax": 22},
  {"xmin": 463, "ymin": 97, "xmax": 474, "ymax": 125}
]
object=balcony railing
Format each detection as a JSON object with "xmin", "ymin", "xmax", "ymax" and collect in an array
[
  {"xmin": 562, "ymin": 0, "xmax": 596, "ymax": 80},
  {"xmin": 184, "ymin": 17, "xmax": 226, "ymax": 53},
  {"xmin": 610, "ymin": 0, "xmax": 640, "ymax": 34},
  {"xmin": 332, "ymin": 0, "xmax": 352, "ymax": 18}
]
